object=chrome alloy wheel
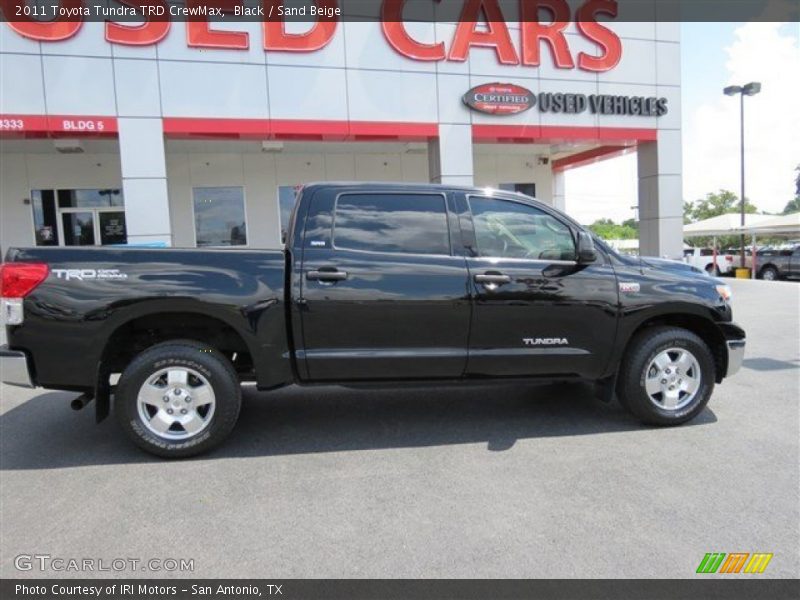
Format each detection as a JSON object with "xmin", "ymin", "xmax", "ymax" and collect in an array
[
  {"xmin": 136, "ymin": 367, "xmax": 216, "ymax": 440},
  {"xmin": 644, "ymin": 347, "xmax": 702, "ymax": 411}
]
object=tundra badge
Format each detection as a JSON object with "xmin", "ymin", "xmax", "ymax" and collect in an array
[{"xmin": 619, "ymin": 282, "xmax": 641, "ymax": 293}]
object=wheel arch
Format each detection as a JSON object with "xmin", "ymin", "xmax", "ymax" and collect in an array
[
  {"xmin": 100, "ymin": 310, "xmax": 255, "ymax": 373},
  {"xmin": 758, "ymin": 262, "xmax": 779, "ymax": 278},
  {"xmin": 94, "ymin": 310, "xmax": 255, "ymax": 422},
  {"xmin": 618, "ymin": 313, "xmax": 728, "ymax": 384}
]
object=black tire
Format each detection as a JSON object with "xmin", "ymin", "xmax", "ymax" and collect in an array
[
  {"xmin": 115, "ymin": 340, "xmax": 241, "ymax": 458},
  {"xmin": 705, "ymin": 264, "xmax": 720, "ymax": 276},
  {"xmin": 759, "ymin": 266, "xmax": 779, "ymax": 281},
  {"xmin": 617, "ymin": 327, "xmax": 715, "ymax": 426}
]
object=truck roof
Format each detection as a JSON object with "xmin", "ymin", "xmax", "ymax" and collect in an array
[{"xmin": 300, "ymin": 181, "xmax": 537, "ymax": 200}]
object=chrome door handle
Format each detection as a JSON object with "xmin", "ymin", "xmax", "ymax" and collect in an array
[
  {"xmin": 307, "ymin": 270, "xmax": 348, "ymax": 282},
  {"xmin": 475, "ymin": 273, "xmax": 511, "ymax": 284}
]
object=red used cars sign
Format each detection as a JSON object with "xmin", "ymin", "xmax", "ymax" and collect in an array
[{"xmin": 462, "ymin": 83, "xmax": 535, "ymax": 115}]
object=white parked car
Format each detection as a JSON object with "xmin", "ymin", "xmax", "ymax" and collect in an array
[{"xmin": 683, "ymin": 248, "xmax": 735, "ymax": 275}]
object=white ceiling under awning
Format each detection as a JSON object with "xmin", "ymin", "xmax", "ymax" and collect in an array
[{"xmin": 739, "ymin": 212, "xmax": 800, "ymax": 236}]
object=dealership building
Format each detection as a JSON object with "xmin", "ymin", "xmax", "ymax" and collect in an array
[{"xmin": 0, "ymin": 4, "xmax": 682, "ymax": 258}]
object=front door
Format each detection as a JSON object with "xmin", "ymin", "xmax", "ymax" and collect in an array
[
  {"xmin": 57, "ymin": 208, "xmax": 127, "ymax": 246},
  {"xmin": 298, "ymin": 187, "xmax": 471, "ymax": 381},
  {"xmin": 458, "ymin": 194, "xmax": 619, "ymax": 379}
]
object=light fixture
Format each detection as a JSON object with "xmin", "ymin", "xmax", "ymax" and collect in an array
[
  {"xmin": 261, "ymin": 141, "xmax": 284, "ymax": 153},
  {"xmin": 53, "ymin": 139, "xmax": 84, "ymax": 154}
]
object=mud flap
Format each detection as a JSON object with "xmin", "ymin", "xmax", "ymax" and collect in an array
[
  {"xmin": 594, "ymin": 373, "xmax": 618, "ymax": 404},
  {"xmin": 94, "ymin": 362, "xmax": 110, "ymax": 423}
]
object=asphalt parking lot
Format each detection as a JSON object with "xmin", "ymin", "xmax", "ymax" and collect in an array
[{"xmin": 1, "ymin": 279, "xmax": 798, "ymax": 579}]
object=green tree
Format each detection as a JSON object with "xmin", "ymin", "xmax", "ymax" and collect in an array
[
  {"xmin": 683, "ymin": 189, "xmax": 758, "ymax": 223},
  {"xmin": 587, "ymin": 218, "xmax": 638, "ymax": 240},
  {"xmin": 683, "ymin": 190, "xmax": 761, "ymax": 249},
  {"xmin": 795, "ymin": 164, "xmax": 800, "ymax": 196},
  {"xmin": 783, "ymin": 196, "xmax": 800, "ymax": 215}
]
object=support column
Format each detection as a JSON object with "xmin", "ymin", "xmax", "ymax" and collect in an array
[
  {"xmin": 428, "ymin": 124, "xmax": 474, "ymax": 186},
  {"xmin": 637, "ymin": 129, "xmax": 683, "ymax": 258},
  {"xmin": 118, "ymin": 118, "xmax": 172, "ymax": 246},
  {"xmin": 552, "ymin": 170, "xmax": 566, "ymax": 212}
]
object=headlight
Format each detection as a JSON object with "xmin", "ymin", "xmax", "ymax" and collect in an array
[{"xmin": 716, "ymin": 284, "xmax": 732, "ymax": 301}]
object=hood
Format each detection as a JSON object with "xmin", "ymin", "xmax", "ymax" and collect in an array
[{"xmin": 639, "ymin": 256, "xmax": 711, "ymax": 279}]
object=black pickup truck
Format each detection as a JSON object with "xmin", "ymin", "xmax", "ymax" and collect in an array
[{"xmin": 1, "ymin": 183, "xmax": 745, "ymax": 457}]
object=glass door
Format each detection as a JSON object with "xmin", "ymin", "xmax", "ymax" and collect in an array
[
  {"xmin": 56, "ymin": 208, "xmax": 127, "ymax": 246},
  {"xmin": 59, "ymin": 210, "xmax": 96, "ymax": 246}
]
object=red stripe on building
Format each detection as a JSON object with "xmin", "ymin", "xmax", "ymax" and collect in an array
[
  {"xmin": 473, "ymin": 124, "xmax": 657, "ymax": 144},
  {"xmin": 552, "ymin": 145, "xmax": 635, "ymax": 172},
  {"xmin": 162, "ymin": 117, "xmax": 271, "ymax": 139},
  {"xmin": 0, "ymin": 114, "xmax": 117, "ymax": 138},
  {"xmin": 162, "ymin": 118, "xmax": 438, "ymax": 142}
]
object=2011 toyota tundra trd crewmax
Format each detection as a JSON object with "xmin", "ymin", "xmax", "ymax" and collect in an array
[{"xmin": 0, "ymin": 183, "xmax": 745, "ymax": 458}]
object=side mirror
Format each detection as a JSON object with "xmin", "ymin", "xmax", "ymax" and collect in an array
[{"xmin": 576, "ymin": 231, "xmax": 597, "ymax": 264}]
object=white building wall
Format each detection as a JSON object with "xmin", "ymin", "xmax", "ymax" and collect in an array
[
  {"xmin": 0, "ymin": 152, "xmax": 122, "ymax": 251},
  {"xmin": 1, "ymin": 8, "xmax": 682, "ymax": 255}
]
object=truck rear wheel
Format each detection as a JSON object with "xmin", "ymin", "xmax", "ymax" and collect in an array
[
  {"xmin": 115, "ymin": 340, "xmax": 241, "ymax": 458},
  {"xmin": 617, "ymin": 327, "xmax": 715, "ymax": 426}
]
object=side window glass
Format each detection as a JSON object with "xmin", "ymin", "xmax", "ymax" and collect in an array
[
  {"xmin": 469, "ymin": 196, "xmax": 575, "ymax": 260},
  {"xmin": 334, "ymin": 193, "xmax": 450, "ymax": 255}
]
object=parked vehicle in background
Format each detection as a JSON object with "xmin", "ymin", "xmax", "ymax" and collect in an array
[
  {"xmin": 683, "ymin": 248, "xmax": 734, "ymax": 275},
  {"xmin": 751, "ymin": 246, "xmax": 800, "ymax": 280},
  {"xmin": 1, "ymin": 183, "xmax": 745, "ymax": 458}
]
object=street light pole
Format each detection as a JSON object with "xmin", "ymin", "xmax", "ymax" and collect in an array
[
  {"xmin": 724, "ymin": 82, "xmax": 761, "ymax": 269},
  {"xmin": 739, "ymin": 91, "xmax": 745, "ymax": 268}
]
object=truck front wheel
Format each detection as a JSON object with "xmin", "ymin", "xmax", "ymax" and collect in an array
[
  {"xmin": 115, "ymin": 340, "xmax": 241, "ymax": 458},
  {"xmin": 617, "ymin": 327, "xmax": 715, "ymax": 426}
]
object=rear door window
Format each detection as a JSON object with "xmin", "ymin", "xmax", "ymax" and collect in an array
[{"xmin": 333, "ymin": 193, "xmax": 451, "ymax": 255}]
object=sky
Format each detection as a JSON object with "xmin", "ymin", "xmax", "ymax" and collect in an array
[{"xmin": 564, "ymin": 21, "xmax": 800, "ymax": 225}]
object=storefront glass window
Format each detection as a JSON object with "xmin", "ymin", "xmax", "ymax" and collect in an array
[
  {"xmin": 57, "ymin": 188, "xmax": 124, "ymax": 208},
  {"xmin": 32, "ymin": 188, "xmax": 126, "ymax": 246},
  {"xmin": 193, "ymin": 187, "xmax": 247, "ymax": 247},
  {"xmin": 31, "ymin": 190, "xmax": 59, "ymax": 246},
  {"xmin": 499, "ymin": 183, "xmax": 537, "ymax": 198}
]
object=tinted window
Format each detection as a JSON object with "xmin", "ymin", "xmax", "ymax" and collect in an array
[
  {"xmin": 469, "ymin": 196, "xmax": 575, "ymax": 260},
  {"xmin": 334, "ymin": 193, "xmax": 450, "ymax": 255},
  {"xmin": 57, "ymin": 188, "xmax": 123, "ymax": 208}
]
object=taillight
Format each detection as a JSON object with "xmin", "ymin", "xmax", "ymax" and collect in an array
[
  {"xmin": 725, "ymin": 256, "xmax": 733, "ymax": 262},
  {"xmin": 0, "ymin": 263, "xmax": 48, "ymax": 326},
  {"xmin": 0, "ymin": 263, "xmax": 49, "ymax": 298}
]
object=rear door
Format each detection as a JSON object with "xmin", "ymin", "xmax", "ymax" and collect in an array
[
  {"xmin": 297, "ymin": 187, "xmax": 471, "ymax": 381},
  {"xmin": 456, "ymin": 193, "xmax": 619, "ymax": 379}
]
